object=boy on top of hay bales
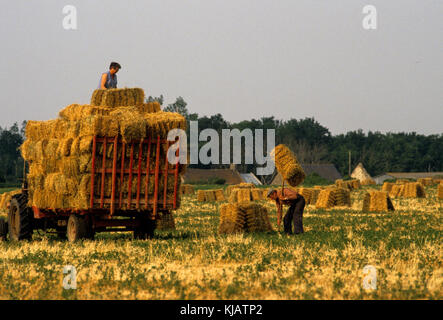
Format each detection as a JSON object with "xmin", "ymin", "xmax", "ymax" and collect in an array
[
  {"xmin": 267, "ymin": 188, "xmax": 305, "ymax": 235},
  {"xmin": 98, "ymin": 62, "xmax": 121, "ymax": 89}
]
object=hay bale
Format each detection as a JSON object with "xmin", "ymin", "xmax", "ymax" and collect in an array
[
  {"xmin": 205, "ymin": 190, "xmax": 216, "ymax": 202},
  {"xmin": 226, "ymin": 183, "xmax": 254, "ymax": 196},
  {"xmin": 92, "ymin": 88, "xmax": 145, "ymax": 107},
  {"xmin": 382, "ymin": 182, "xmax": 394, "ymax": 193},
  {"xmin": 218, "ymin": 202, "xmax": 272, "ymax": 234},
  {"xmin": 180, "ymin": 184, "xmax": 195, "ymax": 195},
  {"xmin": 402, "ymin": 182, "xmax": 426, "ymax": 198},
  {"xmin": 396, "ymin": 179, "xmax": 409, "ymax": 184},
  {"xmin": 197, "ymin": 190, "xmax": 206, "ymax": 202},
  {"xmin": 332, "ymin": 188, "xmax": 351, "ymax": 206},
  {"xmin": 437, "ymin": 183, "xmax": 443, "ymax": 200},
  {"xmin": 237, "ymin": 189, "xmax": 252, "ymax": 203},
  {"xmin": 315, "ymin": 189, "xmax": 335, "ymax": 209},
  {"xmin": 251, "ymin": 188, "xmax": 264, "ymax": 201},
  {"xmin": 361, "ymin": 179, "xmax": 376, "ymax": 186},
  {"xmin": 214, "ymin": 189, "xmax": 226, "ymax": 201},
  {"xmin": 389, "ymin": 184, "xmax": 404, "ymax": 198},
  {"xmin": 307, "ymin": 188, "xmax": 321, "ymax": 205},
  {"xmin": 362, "ymin": 191, "xmax": 395, "ymax": 212},
  {"xmin": 271, "ymin": 145, "xmax": 305, "ymax": 187},
  {"xmin": 335, "ymin": 179, "xmax": 360, "ymax": 190},
  {"xmin": 298, "ymin": 188, "xmax": 312, "ymax": 204},
  {"xmin": 417, "ymin": 178, "xmax": 434, "ymax": 186}
]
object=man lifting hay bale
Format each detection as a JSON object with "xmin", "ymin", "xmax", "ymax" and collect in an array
[{"xmin": 267, "ymin": 144, "xmax": 306, "ymax": 235}]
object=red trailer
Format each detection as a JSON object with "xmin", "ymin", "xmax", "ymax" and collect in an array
[{"xmin": 6, "ymin": 135, "xmax": 181, "ymax": 242}]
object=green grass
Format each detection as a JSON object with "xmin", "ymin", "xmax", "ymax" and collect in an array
[{"xmin": 0, "ymin": 185, "xmax": 441, "ymax": 300}]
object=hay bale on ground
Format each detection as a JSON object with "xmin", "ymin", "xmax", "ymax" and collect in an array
[
  {"xmin": 180, "ymin": 184, "xmax": 195, "ymax": 195},
  {"xmin": 315, "ymin": 189, "xmax": 335, "ymax": 209},
  {"xmin": 437, "ymin": 183, "xmax": 443, "ymax": 200},
  {"xmin": 335, "ymin": 179, "xmax": 361, "ymax": 191},
  {"xmin": 226, "ymin": 183, "xmax": 254, "ymax": 196},
  {"xmin": 396, "ymin": 179, "xmax": 410, "ymax": 184},
  {"xmin": 417, "ymin": 178, "xmax": 434, "ymax": 186},
  {"xmin": 382, "ymin": 182, "xmax": 395, "ymax": 193},
  {"xmin": 218, "ymin": 202, "xmax": 273, "ymax": 234},
  {"xmin": 214, "ymin": 189, "xmax": 226, "ymax": 201},
  {"xmin": 389, "ymin": 184, "xmax": 404, "ymax": 198},
  {"xmin": 251, "ymin": 188, "xmax": 264, "ymax": 201},
  {"xmin": 361, "ymin": 179, "xmax": 376, "ymax": 186},
  {"xmin": 332, "ymin": 188, "xmax": 351, "ymax": 206},
  {"xmin": 271, "ymin": 144, "xmax": 305, "ymax": 187},
  {"xmin": 402, "ymin": 182, "xmax": 426, "ymax": 198},
  {"xmin": 362, "ymin": 191, "xmax": 395, "ymax": 212}
]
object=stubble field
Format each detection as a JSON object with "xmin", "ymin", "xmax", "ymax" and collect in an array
[{"xmin": 0, "ymin": 185, "xmax": 441, "ymax": 300}]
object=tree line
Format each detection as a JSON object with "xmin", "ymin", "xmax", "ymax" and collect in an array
[{"xmin": 0, "ymin": 97, "xmax": 441, "ymax": 185}]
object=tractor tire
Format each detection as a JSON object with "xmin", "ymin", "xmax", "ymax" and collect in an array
[
  {"xmin": 67, "ymin": 214, "xmax": 88, "ymax": 242},
  {"xmin": 0, "ymin": 218, "xmax": 7, "ymax": 241},
  {"xmin": 134, "ymin": 218, "xmax": 156, "ymax": 240},
  {"xmin": 8, "ymin": 194, "xmax": 33, "ymax": 241}
]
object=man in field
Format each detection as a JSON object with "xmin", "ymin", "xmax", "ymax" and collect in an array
[
  {"xmin": 267, "ymin": 188, "xmax": 305, "ymax": 234},
  {"xmin": 98, "ymin": 62, "xmax": 121, "ymax": 89}
]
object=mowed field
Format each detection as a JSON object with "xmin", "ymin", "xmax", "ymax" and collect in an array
[{"xmin": 0, "ymin": 185, "xmax": 442, "ymax": 300}]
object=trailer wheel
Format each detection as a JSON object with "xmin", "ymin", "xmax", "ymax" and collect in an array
[
  {"xmin": 0, "ymin": 218, "xmax": 7, "ymax": 241},
  {"xmin": 8, "ymin": 194, "xmax": 33, "ymax": 241},
  {"xmin": 134, "ymin": 218, "xmax": 156, "ymax": 240},
  {"xmin": 67, "ymin": 215, "xmax": 88, "ymax": 242}
]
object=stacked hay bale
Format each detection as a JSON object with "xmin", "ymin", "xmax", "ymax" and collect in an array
[
  {"xmin": 21, "ymin": 88, "xmax": 186, "ymax": 210},
  {"xmin": 433, "ymin": 178, "xmax": 443, "ymax": 185},
  {"xmin": 315, "ymin": 187, "xmax": 351, "ymax": 209},
  {"xmin": 361, "ymin": 179, "xmax": 376, "ymax": 186},
  {"xmin": 218, "ymin": 202, "xmax": 273, "ymax": 234},
  {"xmin": 437, "ymin": 183, "xmax": 443, "ymax": 200},
  {"xmin": 228, "ymin": 188, "xmax": 266, "ymax": 203},
  {"xmin": 382, "ymin": 182, "xmax": 395, "ymax": 193},
  {"xmin": 402, "ymin": 182, "xmax": 426, "ymax": 198},
  {"xmin": 389, "ymin": 184, "xmax": 404, "ymax": 198},
  {"xmin": 226, "ymin": 183, "xmax": 254, "ymax": 196},
  {"xmin": 180, "ymin": 184, "xmax": 195, "ymax": 196},
  {"xmin": 196, "ymin": 189, "xmax": 226, "ymax": 202},
  {"xmin": 396, "ymin": 179, "xmax": 410, "ymax": 184},
  {"xmin": 417, "ymin": 178, "xmax": 434, "ymax": 186},
  {"xmin": 362, "ymin": 191, "xmax": 395, "ymax": 212},
  {"xmin": 297, "ymin": 187, "xmax": 321, "ymax": 205},
  {"xmin": 271, "ymin": 145, "xmax": 305, "ymax": 187},
  {"xmin": 335, "ymin": 179, "xmax": 360, "ymax": 190},
  {"xmin": 315, "ymin": 189, "xmax": 336, "ymax": 209}
]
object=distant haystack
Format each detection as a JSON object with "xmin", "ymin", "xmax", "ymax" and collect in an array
[{"xmin": 351, "ymin": 163, "xmax": 372, "ymax": 182}]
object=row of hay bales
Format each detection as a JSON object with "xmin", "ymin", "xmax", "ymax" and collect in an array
[
  {"xmin": 382, "ymin": 182, "xmax": 426, "ymax": 198},
  {"xmin": 197, "ymin": 189, "xmax": 226, "ymax": 202},
  {"xmin": 335, "ymin": 179, "xmax": 361, "ymax": 190},
  {"xmin": 20, "ymin": 88, "xmax": 187, "ymax": 210}
]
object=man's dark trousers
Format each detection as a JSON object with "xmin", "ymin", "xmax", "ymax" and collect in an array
[{"xmin": 283, "ymin": 195, "xmax": 305, "ymax": 234}]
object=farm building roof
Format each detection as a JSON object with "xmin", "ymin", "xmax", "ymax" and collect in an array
[{"xmin": 182, "ymin": 168, "xmax": 244, "ymax": 184}]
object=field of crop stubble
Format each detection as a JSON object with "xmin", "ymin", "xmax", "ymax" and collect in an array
[{"xmin": 0, "ymin": 184, "xmax": 441, "ymax": 300}]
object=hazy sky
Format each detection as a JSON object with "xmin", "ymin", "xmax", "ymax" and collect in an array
[{"xmin": 0, "ymin": 0, "xmax": 441, "ymax": 135}]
